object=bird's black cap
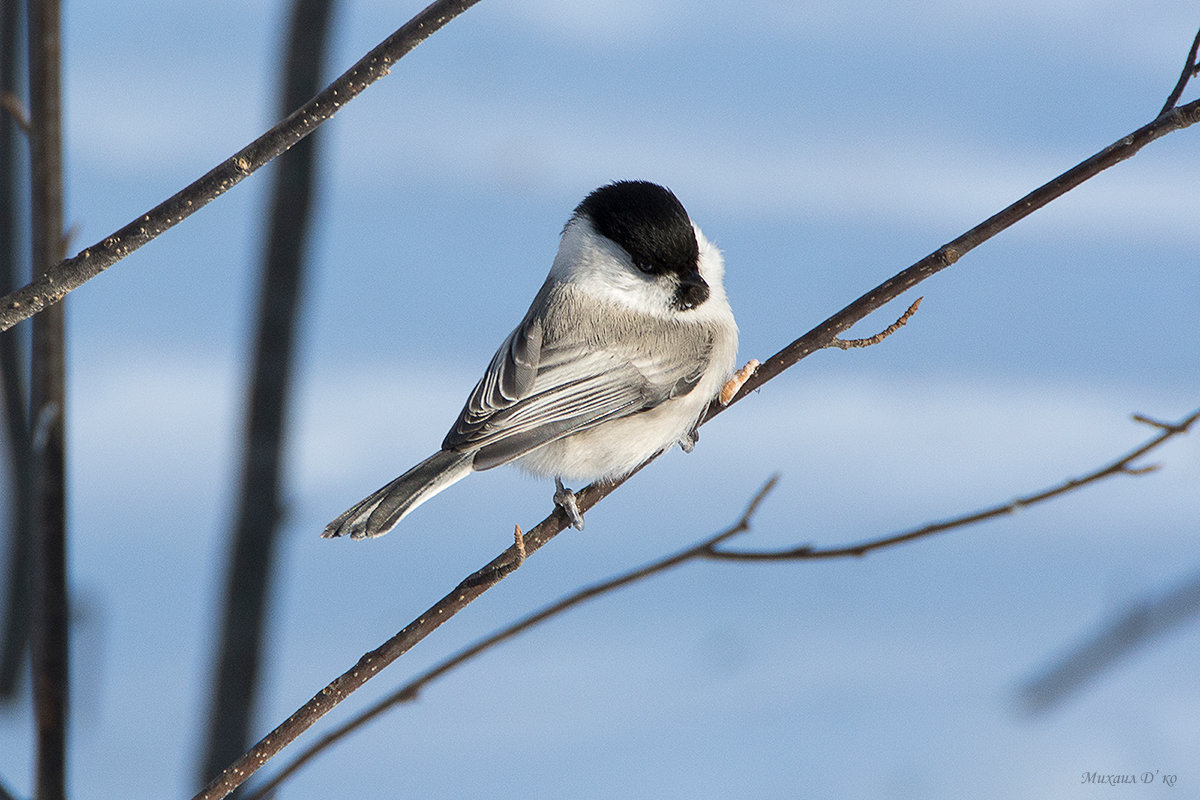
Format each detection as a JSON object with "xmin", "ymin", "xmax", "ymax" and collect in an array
[{"xmin": 574, "ymin": 181, "xmax": 701, "ymax": 281}]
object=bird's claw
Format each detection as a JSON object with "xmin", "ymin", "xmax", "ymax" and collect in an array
[{"xmin": 554, "ymin": 478, "xmax": 585, "ymax": 530}]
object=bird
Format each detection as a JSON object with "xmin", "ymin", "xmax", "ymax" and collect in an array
[{"xmin": 323, "ymin": 180, "xmax": 741, "ymax": 540}]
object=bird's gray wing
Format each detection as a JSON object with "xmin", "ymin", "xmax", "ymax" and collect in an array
[{"xmin": 442, "ymin": 301, "xmax": 709, "ymax": 470}]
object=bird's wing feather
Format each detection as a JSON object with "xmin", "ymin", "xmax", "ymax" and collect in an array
[{"xmin": 443, "ymin": 291, "xmax": 709, "ymax": 469}]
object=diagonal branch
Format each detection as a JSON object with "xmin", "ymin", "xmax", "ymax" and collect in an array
[
  {"xmin": 0, "ymin": 773, "xmax": 21, "ymax": 800},
  {"xmin": 1159, "ymin": 27, "xmax": 1200, "ymax": 117},
  {"xmin": 710, "ymin": 93, "xmax": 1200, "ymax": 412},
  {"xmin": 241, "ymin": 478, "xmax": 779, "ymax": 800},
  {"xmin": 706, "ymin": 408, "xmax": 1199, "ymax": 561},
  {"xmin": 0, "ymin": 0, "xmax": 484, "ymax": 333}
]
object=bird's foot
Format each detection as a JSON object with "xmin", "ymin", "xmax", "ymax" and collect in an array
[{"xmin": 554, "ymin": 478, "xmax": 585, "ymax": 530}]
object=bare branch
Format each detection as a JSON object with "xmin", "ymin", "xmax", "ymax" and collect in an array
[
  {"xmin": 707, "ymin": 98, "xmax": 1200, "ymax": 411},
  {"xmin": 0, "ymin": 0, "xmax": 484, "ymax": 333},
  {"xmin": 829, "ymin": 296, "xmax": 923, "ymax": 350},
  {"xmin": 707, "ymin": 407, "xmax": 1199, "ymax": 561},
  {"xmin": 241, "ymin": 477, "xmax": 779, "ymax": 800},
  {"xmin": 1132, "ymin": 412, "xmax": 1187, "ymax": 434},
  {"xmin": 1159, "ymin": 27, "xmax": 1200, "ymax": 116},
  {"xmin": 192, "ymin": 514, "xmax": 555, "ymax": 798}
]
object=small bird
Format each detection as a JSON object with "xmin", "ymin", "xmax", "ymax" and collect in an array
[{"xmin": 323, "ymin": 180, "xmax": 740, "ymax": 540}]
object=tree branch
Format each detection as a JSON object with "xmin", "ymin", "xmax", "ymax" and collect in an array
[
  {"xmin": 191, "ymin": 470, "xmax": 627, "ymax": 800},
  {"xmin": 709, "ymin": 94, "xmax": 1200, "ymax": 412},
  {"xmin": 829, "ymin": 296, "xmax": 922, "ymax": 350},
  {"xmin": 0, "ymin": 0, "xmax": 484, "ymax": 333},
  {"xmin": 1159, "ymin": 27, "xmax": 1200, "ymax": 117},
  {"xmin": 195, "ymin": 82, "xmax": 1200, "ymax": 797},
  {"xmin": 705, "ymin": 407, "xmax": 1199, "ymax": 561}
]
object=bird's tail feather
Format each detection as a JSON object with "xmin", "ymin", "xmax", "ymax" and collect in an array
[{"xmin": 322, "ymin": 450, "xmax": 473, "ymax": 540}]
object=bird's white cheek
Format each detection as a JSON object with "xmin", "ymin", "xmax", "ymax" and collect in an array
[{"xmin": 567, "ymin": 273, "xmax": 678, "ymax": 320}]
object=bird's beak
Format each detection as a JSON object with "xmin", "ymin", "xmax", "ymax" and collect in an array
[{"xmin": 674, "ymin": 270, "xmax": 710, "ymax": 310}]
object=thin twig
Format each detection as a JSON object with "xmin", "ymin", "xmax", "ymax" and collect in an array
[
  {"xmin": 1159, "ymin": 27, "xmax": 1200, "ymax": 116},
  {"xmin": 1131, "ymin": 412, "xmax": 1186, "ymax": 434},
  {"xmin": 829, "ymin": 296, "xmax": 922, "ymax": 350},
  {"xmin": 706, "ymin": 407, "xmax": 1199, "ymax": 561},
  {"xmin": 242, "ymin": 477, "xmax": 779, "ymax": 800},
  {"xmin": 0, "ymin": 0, "xmax": 484, "ymax": 333}
]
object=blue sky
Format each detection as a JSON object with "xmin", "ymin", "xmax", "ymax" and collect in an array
[{"xmin": 2, "ymin": 1, "xmax": 1198, "ymax": 798}]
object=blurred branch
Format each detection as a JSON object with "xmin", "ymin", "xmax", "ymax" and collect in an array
[
  {"xmin": 27, "ymin": 0, "xmax": 69, "ymax": 796},
  {"xmin": 706, "ymin": 408, "xmax": 1199, "ymax": 561},
  {"xmin": 195, "ymin": 27, "xmax": 1200, "ymax": 800},
  {"xmin": 248, "ymin": 405, "xmax": 1196, "ymax": 792},
  {"xmin": 1018, "ymin": 566, "xmax": 1200, "ymax": 714},
  {"xmin": 197, "ymin": 0, "xmax": 338, "ymax": 785},
  {"xmin": 0, "ymin": 773, "xmax": 22, "ymax": 800},
  {"xmin": 243, "ymin": 478, "xmax": 779, "ymax": 800},
  {"xmin": 0, "ymin": 0, "xmax": 33, "ymax": 700},
  {"xmin": 0, "ymin": 0, "xmax": 484, "ymax": 333},
  {"xmin": 0, "ymin": 91, "xmax": 30, "ymax": 132}
]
